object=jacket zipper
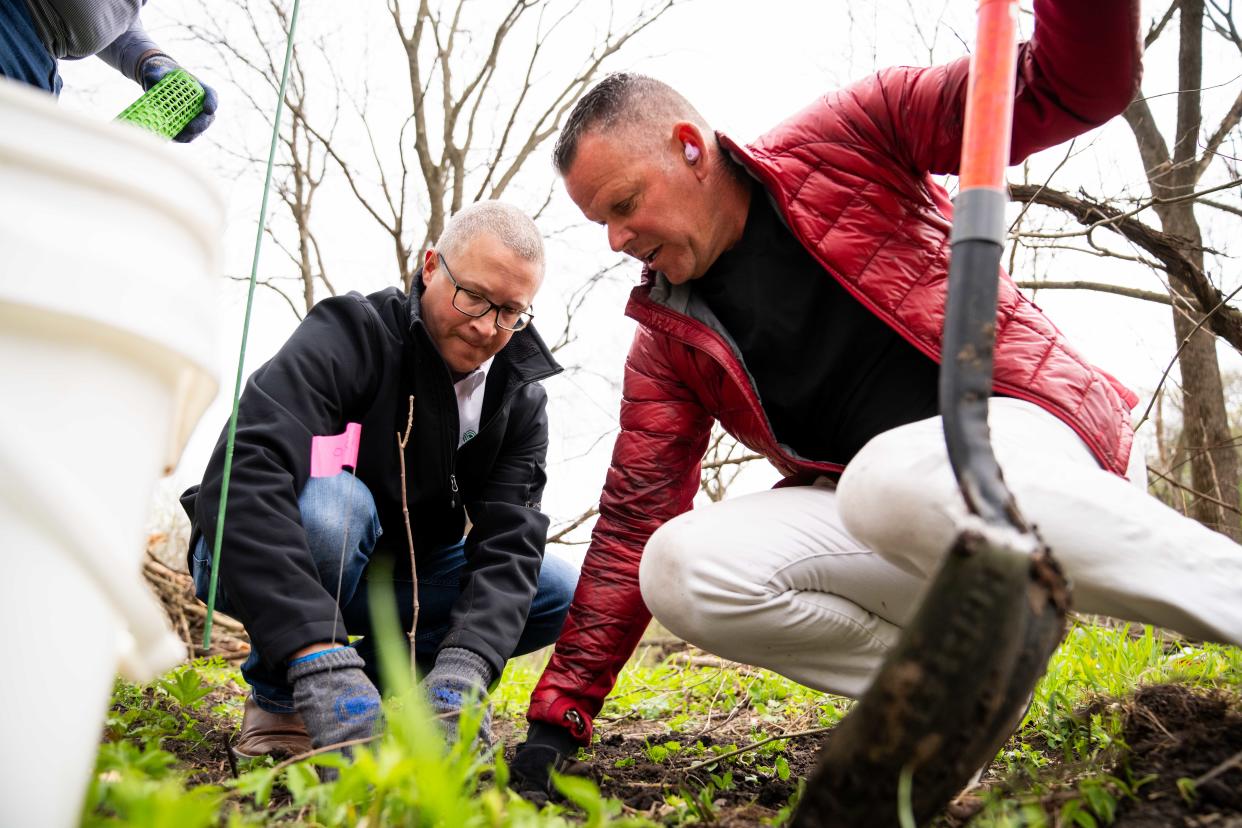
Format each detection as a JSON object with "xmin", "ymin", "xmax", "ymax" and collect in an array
[
  {"xmin": 444, "ymin": 363, "xmax": 558, "ymax": 510},
  {"xmin": 409, "ymin": 301, "xmax": 562, "ymax": 513},
  {"xmin": 445, "ymin": 379, "xmax": 460, "ymax": 509}
]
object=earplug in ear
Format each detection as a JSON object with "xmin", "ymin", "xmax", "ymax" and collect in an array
[{"xmin": 683, "ymin": 143, "xmax": 701, "ymax": 163}]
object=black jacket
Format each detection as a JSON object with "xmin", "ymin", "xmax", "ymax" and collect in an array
[{"xmin": 181, "ymin": 285, "xmax": 562, "ymax": 678}]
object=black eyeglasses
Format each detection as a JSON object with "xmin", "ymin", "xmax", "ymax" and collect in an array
[{"xmin": 437, "ymin": 253, "xmax": 534, "ymax": 332}]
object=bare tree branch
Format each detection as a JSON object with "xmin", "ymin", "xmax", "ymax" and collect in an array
[
  {"xmin": 1199, "ymin": 196, "xmax": 1242, "ymax": 217},
  {"xmin": 1010, "ymin": 182, "xmax": 1242, "ymax": 351},
  {"xmin": 547, "ymin": 504, "xmax": 600, "ymax": 544},
  {"xmin": 1195, "ymin": 85, "xmax": 1242, "ymax": 182},
  {"xmin": 1146, "ymin": 0, "xmax": 1181, "ymax": 48},
  {"xmin": 227, "ymin": 274, "xmax": 305, "ymax": 319},
  {"xmin": 549, "ymin": 260, "xmax": 627, "ymax": 353},
  {"xmin": 1013, "ymin": 280, "xmax": 1173, "ymax": 305},
  {"xmin": 1147, "ymin": 464, "xmax": 1242, "ymax": 515},
  {"xmin": 1014, "ymin": 177, "xmax": 1242, "ymax": 240},
  {"xmin": 1135, "ymin": 279, "xmax": 1242, "ymax": 430}
]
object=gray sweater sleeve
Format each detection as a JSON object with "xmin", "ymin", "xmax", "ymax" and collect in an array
[
  {"xmin": 96, "ymin": 11, "xmax": 162, "ymax": 82},
  {"xmin": 23, "ymin": 0, "xmax": 158, "ymax": 79}
]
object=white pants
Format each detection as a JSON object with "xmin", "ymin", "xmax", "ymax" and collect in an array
[{"xmin": 638, "ymin": 398, "xmax": 1242, "ymax": 698}]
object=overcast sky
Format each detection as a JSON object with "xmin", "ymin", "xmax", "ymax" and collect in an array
[{"xmin": 52, "ymin": 0, "xmax": 1242, "ymax": 553}]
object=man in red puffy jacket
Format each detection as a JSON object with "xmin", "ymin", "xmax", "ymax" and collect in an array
[{"xmin": 510, "ymin": 0, "xmax": 1242, "ymax": 799}]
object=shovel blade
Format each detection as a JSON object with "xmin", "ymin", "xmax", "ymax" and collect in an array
[{"xmin": 791, "ymin": 523, "xmax": 1067, "ymax": 827}]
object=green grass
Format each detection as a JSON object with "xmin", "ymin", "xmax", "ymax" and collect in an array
[{"xmin": 85, "ymin": 620, "xmax": 1241, "ymax": 826}]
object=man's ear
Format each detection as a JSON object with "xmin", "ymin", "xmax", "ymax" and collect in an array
[
  {"xmin": 673, "ymin": 122, "xmax": 708, "ymax": 180},
  {"xmin": 422, "ymin": 248, "xmax": 438, "ymax": 289}
]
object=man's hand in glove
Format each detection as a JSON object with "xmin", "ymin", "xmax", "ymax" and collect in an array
[
  {"xmin": 138, "ymin": 54, "xmax": 218, "ymax": 143},
  {"xmin": 423, "ymin": 647, "xmax": 494, "ymax": 748},
  {"xmin": 510, "ymin": 721, "xmax": 587, "ymax": 806},
  {"xmin": 287, "ymin": 645, "xmax": 382, "ymax": 765}
]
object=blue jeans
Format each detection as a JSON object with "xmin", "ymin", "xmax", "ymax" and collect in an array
[
  {"xmin": 0, "ymin": 0, "xmax": 61, "ymax": 93},
  {"xmin": 192, "ymin": 473, "xmax": 578, "ymax": 713}
]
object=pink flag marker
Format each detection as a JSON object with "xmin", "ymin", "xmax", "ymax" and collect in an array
[{"xmin": 310, "ymin": 422, "xmax": 362, "ymax": 477}]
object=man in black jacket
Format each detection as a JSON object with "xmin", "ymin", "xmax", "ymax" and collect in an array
[{"xmin": 181, "ymin": 201, "xmax": 572, "ymax": 759}]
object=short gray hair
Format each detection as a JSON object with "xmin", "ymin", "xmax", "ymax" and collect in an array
[{"xmin": 435, "ymin": 201, "xmax": 545, "ymax": 270}]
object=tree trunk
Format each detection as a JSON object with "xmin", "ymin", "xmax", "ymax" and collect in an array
[
  {"xmin": 1164, "ymin": 220, "xmax": 1239, "ymax": 537},
  {"xmin": 1163, "ymin": 0, "xmax": 1240, "ymax": 538},
  {"xmin": 1125, "ymin": 0, "xmax": 1241, "ymax": 538}
]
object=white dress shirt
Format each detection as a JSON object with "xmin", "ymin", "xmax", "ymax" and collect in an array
[{"xmin": 453, "ymin": 356, "xmax": 493, "ymax": 447}]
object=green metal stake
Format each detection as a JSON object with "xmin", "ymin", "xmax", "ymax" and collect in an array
[{"xmin": 203, "ymin": 0, "xmax": 303, "ymax": 648}]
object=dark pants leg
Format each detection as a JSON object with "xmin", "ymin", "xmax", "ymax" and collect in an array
[
  {"xmin": 348, "ymin": 542, "xmax": 580, "ymax": 683},
  {"xmin": 0, "ymin": 0, "xmax": 61, "ymax": 93},
  {"xmin": 192, "ymin": 472, "xmax": 577, "ymax": 712}
]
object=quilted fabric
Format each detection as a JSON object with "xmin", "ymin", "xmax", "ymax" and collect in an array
[{"xmin": 529, "ymin": 0, "xmax": 1143, "ymax": 743}]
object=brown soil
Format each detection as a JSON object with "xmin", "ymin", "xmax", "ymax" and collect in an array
[
  {"xmin": 583, "ymin": 729, "xmax": 817, "ymax": 818},
  {"xmin": 1112, "ymin": 684, "xmax": 1242, "ymax": 827},
  {"xmin": 112, "ymin": 683, "xmax": 245, "ymax": 788},
  {"xmin": 494, "ymin": 682, "xmax": 1242, "ymax": 825},
  {"xmin": 178, "ymin": 686, "xmax": 247, "ymax": 788},
  {"xmin": 940, "ymin": 683, "xmax": 1242, "ymax": 828},
  {"xmin": 117, "ymin": 593, "xmax": 1242, "ymax": 828},
  {"xmin": 495, "ymin": 724, "xmax": 823, "ymax": 822}
]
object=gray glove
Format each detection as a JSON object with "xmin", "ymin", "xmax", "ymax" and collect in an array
[
  {"xmin": 138, "ymin": 54, "xmax": 218, "ymax": 143},
  {"xmin": 423, "ymin": 647, "xmax": 493, "ymax": 748},
  {"xmin": 288, "ymin": 646, "xmax": 381, "ymax": 755}
]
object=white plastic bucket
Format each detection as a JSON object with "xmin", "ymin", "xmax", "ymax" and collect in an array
[{"xmin": 0, "ymin": 78, "xmax": 222, "ymax": 828}]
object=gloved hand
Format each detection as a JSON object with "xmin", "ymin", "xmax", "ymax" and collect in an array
[
  {"xmin": 423, "ymin": 647, "xmax": 494, "ymax": 748},
  {"xmin": 510, "ymin": 721, "xmax": 585, "ymax": 806},
  {"xmin": 138, "ymin": 54, "xmax": 218, "ymax": 143},
  {"xmin": 287, "ymin": 646, "xmax": 382, "ymax": 761}
]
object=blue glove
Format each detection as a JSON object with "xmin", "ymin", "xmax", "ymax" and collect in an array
[
  {"xmin": 139, "ymin": 54, "xmax": 217, "ymax": 143},
  {"xmin": 423, "ymin": 647, "xmax": 494, "ymax": 748}
]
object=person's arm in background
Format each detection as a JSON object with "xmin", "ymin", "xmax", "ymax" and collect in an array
[
  {"xmin": 97, "ymin": 10, "xmax": 217, "ymax": 142},
  {"xmin": 833, "ymin": 0, "xmax": 1142, "ymax": 177},
  {"xmin": 192, "ymin": 295, "xmax": 387, "ymax": 671},
  {"xmin": 186, "ymin": 293, "xmax": 389, "ymax": 754}
]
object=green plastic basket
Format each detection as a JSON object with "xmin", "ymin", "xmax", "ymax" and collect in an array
[{"xmin": 116, "ymin": 68, "xmax": 204, "ymax": 139}]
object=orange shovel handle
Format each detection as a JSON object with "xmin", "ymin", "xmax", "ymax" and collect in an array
[{"xmin": 960, "ymin": 0, "xmax": 1021, "ymax": 191}]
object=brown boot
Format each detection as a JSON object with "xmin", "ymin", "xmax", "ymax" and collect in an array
[{"xmin": 233, "ymin": 694, "xmax": 312, "ymax": 759}]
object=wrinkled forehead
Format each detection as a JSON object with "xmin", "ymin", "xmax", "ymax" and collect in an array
[
  {"xmin": 448, "ymin": 243, "xmax": 542, "ymax": 308},
  {"xmin": 565, "ymin": 132, "xmax": 655, "ymax": 216}
]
